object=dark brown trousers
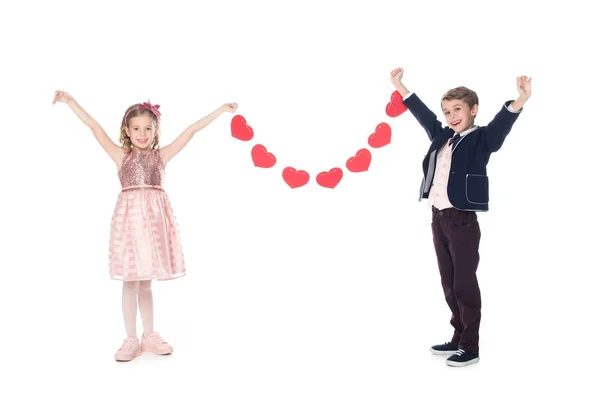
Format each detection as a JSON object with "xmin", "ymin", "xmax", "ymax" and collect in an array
[{"xmin": 431, "ymin": 206, "xmax": 482, "ymax": 354}]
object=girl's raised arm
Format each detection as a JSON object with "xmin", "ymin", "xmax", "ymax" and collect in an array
[
  {"xmin": 53, "ymin": 90, "xmax": 124, "ymax": 166},
  {"xmin": 160, "ymin": 102, "xmax": 237, "ymax": 165}
]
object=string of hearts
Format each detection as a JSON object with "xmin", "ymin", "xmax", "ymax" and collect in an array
[{"xmin": 229, "ymin": 91, "xmax": 408, "ymax": 189}]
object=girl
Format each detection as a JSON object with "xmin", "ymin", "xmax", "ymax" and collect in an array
[{"xmin": 52, "ymin": 91, "xmax": 238, "ymax": 361}]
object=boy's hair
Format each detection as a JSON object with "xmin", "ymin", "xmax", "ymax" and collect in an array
[
  {"xmin": 441, "ymin": 86, "xmax": 479, "ymax": 109},
  {"xmin": 119, "ymin": 104, "xmax": 160, "ymax": 152}
]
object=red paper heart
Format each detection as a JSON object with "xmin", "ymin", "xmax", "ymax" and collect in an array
[
  {"xmin": 346, "ymin": 148, "xmax": 371, "ymax": 172},
  {"xmin": 251, "ymin": 144, "xmax": 276, "ymax": 168},
  {"xmin": 385, "ymin": 90, "xmax": 407, "ymax": 117},
  {"xmin": 282, "ymin": 167, "xmax": 310, "ymax": 188},
  {"xmin": 231, "ymin": 115, "xmax": 254, "ymax": 141},
  {"xmin": 316, "ymin": 168, "xmax": 343, "ymax": 189},
  {"xmin": 368, "ymin": 123, "xmax": 392, "ymax": 148}
]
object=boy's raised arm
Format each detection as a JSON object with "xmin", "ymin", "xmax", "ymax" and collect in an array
[
  {"xmin": 481, "ymin": 76, "xmax": 532, "ymax": 153},
  {"xmin": 390, "ymin": 67, "xmax": 445, "ymax": 142}
]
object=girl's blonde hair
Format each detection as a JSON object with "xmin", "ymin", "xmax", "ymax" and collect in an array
[{"xmin": 119, "ymin": 104, "xmax": 161, "ymax": 152}]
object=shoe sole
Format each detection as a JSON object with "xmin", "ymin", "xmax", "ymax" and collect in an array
[
  {"xmin": 430, "ymin": 348, "xmax": 458, "ymax": 355},
  {"xmin": 445, "ymin": 357, "xmax": 480, "ymax": 367},
  {"xmin": 141, "ymin": 344, "xmax": 173, "ymax": 355},
  {"xmin": 115, "ymin": 348, "xmax": 142, "ymax": 362},
  {"xmin": 143, "ymin": 350, "xmax": 172, "ymax": 355}
]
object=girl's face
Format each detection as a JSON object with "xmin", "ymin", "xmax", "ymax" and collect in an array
[{"xmin": 126, "ymin": 115, "xmax": 157, "ymax": 150}]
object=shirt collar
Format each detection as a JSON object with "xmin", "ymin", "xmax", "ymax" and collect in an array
[{"xmin": 454, "ymin": 125, "xmax": 479, "ymax": 137}]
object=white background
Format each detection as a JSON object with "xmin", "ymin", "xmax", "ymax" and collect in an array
[{"xmin": 1, "ymin": 0, "xmax": 598, "ymax": 398}]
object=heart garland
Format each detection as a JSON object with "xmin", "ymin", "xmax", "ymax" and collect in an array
[{"xmin": 230, "ymin": 90, "xmax": 407, "ymax": 189}]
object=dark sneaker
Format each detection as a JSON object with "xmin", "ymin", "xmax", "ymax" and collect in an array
[
  {"xmin": 445, "ymin": 349, "xmax": 480, "ymax": 367},
  {"xmin": 430, "ymin": 342, "xmax": 459, "ymax": 355}
]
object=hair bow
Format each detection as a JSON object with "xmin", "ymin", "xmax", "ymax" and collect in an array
[{"xmin": 139, "ymin": 100, "xmax": 161, "ymax": 119}]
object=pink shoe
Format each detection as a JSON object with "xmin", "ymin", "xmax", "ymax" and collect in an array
[
  {"xmin": 115, "ymin": 337, "xmax": 141, "ymax": 362},
  {"xmin": 141, "ymin": 332, "xmax": 173, "ymax": 355}
]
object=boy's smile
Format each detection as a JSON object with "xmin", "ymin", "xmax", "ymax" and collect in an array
[{"xmin": 442, "ymin": 99, "xmax": 478, "ymax": 134}]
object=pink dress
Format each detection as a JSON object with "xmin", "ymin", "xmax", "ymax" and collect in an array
[{"xmin": 109, "ymin": 149, "xmax": 185, "ymax": 281}]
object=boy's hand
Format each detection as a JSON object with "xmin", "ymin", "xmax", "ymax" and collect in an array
[
  {"xmin": 510, "ymin": 76, "xmax": 532, "ymax": 111},
  {"xmin": 389, "ymin": 67, "xmax": 410, "ymax": 97},
  {"xmin": 517, "ymin": 76, "xmax": 532, "ymax": 99},
  {"xmin": 390, "ymin": 68, "xmax": 404, "ymax": 86}
]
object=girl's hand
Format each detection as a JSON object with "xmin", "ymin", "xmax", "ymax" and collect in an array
[
  {"xmin": 53, "ymin": 90, "xmax": 73, "ymax": 105},
  {"xmin": 221, "ymin": 102, "xmax": 238, "ymax": 113}
]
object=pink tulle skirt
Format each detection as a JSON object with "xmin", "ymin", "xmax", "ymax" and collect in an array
[{"xmin": 109, "ymin": 187, "xmax": 185, "ymax": 281}]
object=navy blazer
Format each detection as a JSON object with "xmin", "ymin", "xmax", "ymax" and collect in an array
[{"xmin": 402, "ymin": 93, "xmax": 522, "ymax": 211}]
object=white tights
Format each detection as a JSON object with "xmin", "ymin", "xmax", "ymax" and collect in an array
[{"xmin": 122, "ymin": 280, "xmax": 154, "ymax": 338}]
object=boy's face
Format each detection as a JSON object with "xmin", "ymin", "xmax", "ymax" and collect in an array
[{"xmin": 441, "ymin": 99, "xmax": 478, "ymax": 134}]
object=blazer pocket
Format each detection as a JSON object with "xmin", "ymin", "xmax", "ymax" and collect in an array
[{"xmin": 465, "ymin": 174, "xmax": 489, "ymax": 205}]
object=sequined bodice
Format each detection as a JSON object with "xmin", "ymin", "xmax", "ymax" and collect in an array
[{"xmin": 118, "ymin": 149, "xmax": 164, "ymax": 189}]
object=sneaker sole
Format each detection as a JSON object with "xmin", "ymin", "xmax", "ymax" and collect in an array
[
  {"xmin": 143, "ymin": 350, "xmax": 172, "ymax": 355},
  {"xmin": 141, "ymin": 345, "xmax": 173, "ymax": 355},
  {"xmin": 430, "ymin": 349, "xmax": 458, "ymax": 355},
  {"xmin": 445, "ymin": 357, "xmax": 480, "ymax": 367},
  {"xmin": 115, "ymin": 348, "xmax": 142, "ymax": 362}
]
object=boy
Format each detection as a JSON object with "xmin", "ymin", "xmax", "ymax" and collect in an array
[{"xmin": 390, "ymin": 67, "xmax": 531, "ymax": 367}]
